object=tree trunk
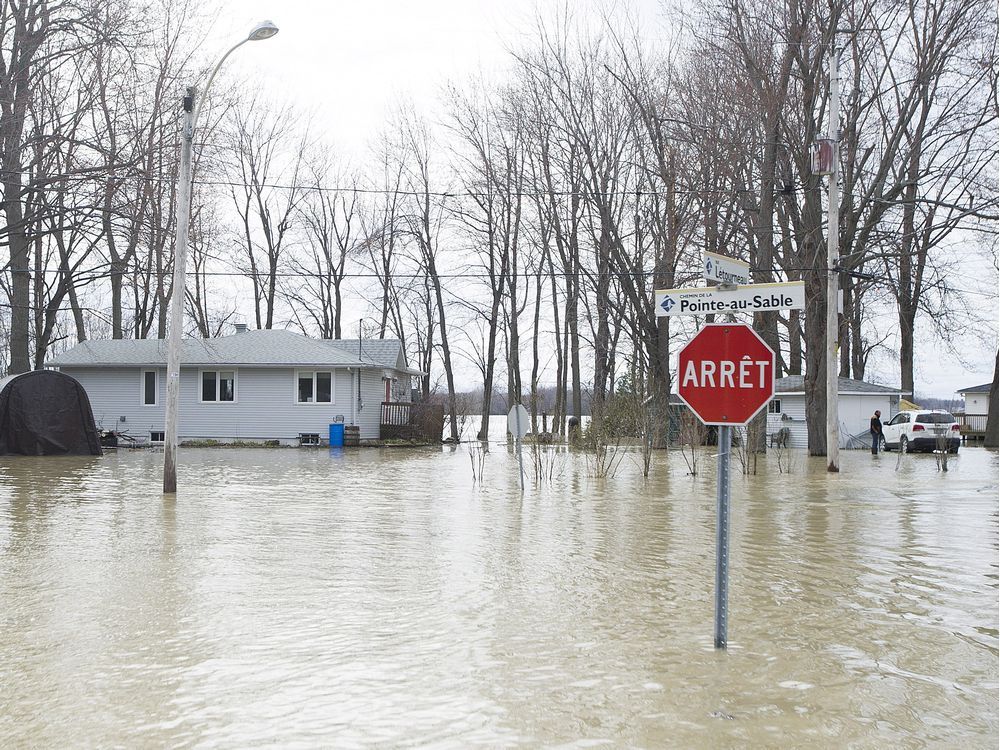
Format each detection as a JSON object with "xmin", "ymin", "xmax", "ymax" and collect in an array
[
  {"xmin": 788, "ymin": 309, "xmax": 802, "ymax": 376},
  {"xmin": 6, "ymin": 191, "xmax": 30, "ymax": 374},
  {"xmin": 984, "ymin": 352, "xmax": 998, "ymax": 448},
  {"xmin": 477, "ymin": 295, "xmax": 502, "ymax": 441},
  {"xmin": 899, "ymin": 307, "xmax": 916, "ymax": 396},
  {"xmin": 804, "ymin": 268, "xmax": 827, "ymax": 455}
]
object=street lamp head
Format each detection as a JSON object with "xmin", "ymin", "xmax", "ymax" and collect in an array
[{"xmin": 248, "ymin": 20, "xmax": 279, "ymax": 41}]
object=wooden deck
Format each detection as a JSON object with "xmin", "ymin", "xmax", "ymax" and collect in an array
[
  {"xmin": 955, "ymin": 413, "xmax": 987, "ymax": 443},
  {"xmin": 380, "ymin": 402, "xmax": 445, "ymax": 441}
]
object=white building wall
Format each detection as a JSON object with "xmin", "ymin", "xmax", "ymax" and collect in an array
[
  {"xmin": 61, "ymin": 365, "xmax": 391, "ymax": 442},
  {"xmin": 838, "ymin": 394, "xmax": 893, "ymax": 448},
  {"xmin": 963, "ymin": 393, "xmax": 988, "ymax": 416},
  {"xmin": 766, "ymin": 393, "xmax": 896, "ymax": 449}
]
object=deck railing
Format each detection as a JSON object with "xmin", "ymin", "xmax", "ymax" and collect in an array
[
  {"xmin": 955, "ymin": 413, "xmax": 988, "ymax": 434},
  {"xmin": 380, "ymin": 402, "xmax": 445, "ymax": 441}
]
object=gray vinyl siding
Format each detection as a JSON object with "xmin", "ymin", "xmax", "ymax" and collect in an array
[
  {"xmin": 60, "ymin": 365, "xmax": 397, "ymax": 442},
  {"xmin": 766, "ymin": 396, "xmax": 808, "ymax": 448}
]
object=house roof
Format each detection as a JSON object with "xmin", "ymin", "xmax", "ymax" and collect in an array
[
  {"xmin": 957, "ymin": 383, "xmax": 992, "ymax": 394},
  {"xmin": 330, "ymin": 339, "xmax": 400, "ymax": 369},
  {"xmin": 775, "ymin": 375, "xmax": 907, "ymax": 395},
  {"xmin": 668, "ymin": 375, "xmax": 905, "ymax": 403},
  {"xmin": 46, "ymin": 330, "xmax": 411, "ymax": 370},
  {"xmin": 327, "ymin": 338, "xmax": 423, "ymax": 377}
]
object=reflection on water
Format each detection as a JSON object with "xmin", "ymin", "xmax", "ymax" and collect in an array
[{"xmin": 0, "ymin": 445, "xmax": 996, "ymax": 747}]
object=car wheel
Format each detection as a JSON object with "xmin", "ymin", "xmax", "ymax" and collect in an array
[
  {"xmin": 949, "ymin": 445, "xmax": 959, "ymax": 454},
  {"xmin": 879, "ymin": 435, "xmax": 887, "ymax": 452},
  {"xmin": 899, "ymin": 435, "xmax": 910, "ymax": 453}
]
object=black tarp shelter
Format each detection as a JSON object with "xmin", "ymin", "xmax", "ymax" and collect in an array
[{"xmin": 0, "ymin": 370, "xmax": 102, "ymax": 456}]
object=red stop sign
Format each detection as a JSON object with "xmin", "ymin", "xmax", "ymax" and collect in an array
[{"xmin": 678, "ymin": 324, "xmax": 775, "ymax": 426}]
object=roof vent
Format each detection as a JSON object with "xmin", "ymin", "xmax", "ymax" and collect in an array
[{"xmin": 234, "ymin": 323, "xmax": 248, "ymax": 334}]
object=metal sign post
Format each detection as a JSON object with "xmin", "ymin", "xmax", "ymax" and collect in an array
[
  {"xmin": 715, "ymin": 424, "xmax": 731, "ymax": 648},
  {"xmin": 507, "ymin": 404, "xmax": 529, "ymax": 492}
]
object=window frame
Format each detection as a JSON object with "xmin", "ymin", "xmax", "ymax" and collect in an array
[
  {"xmin": 199, "ymin": 369, "xmax": 238, "ymax": 404},
  {"xmin": 294, "ymin": 369, "xmax": 335, "ymax": 405},
  {"xmin": 149, "ymin": 430, "xmax": 165, "ymax": 443},
  {"xmin": 768, "ymin": 398, "xmax": 781, "ymax": 414},
  {"xmin": 141, "ymin": 369, "xmax": 158, "ymax": 406}
]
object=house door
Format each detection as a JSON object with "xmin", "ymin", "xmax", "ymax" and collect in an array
[{"xmin": 384, "ymin": 377, "xmax": 392, "ymax": 403}]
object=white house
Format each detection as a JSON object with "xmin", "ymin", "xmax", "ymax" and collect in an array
[
  {"xmin": 957, "ymin": 382, "xmax": 991, "ymax": 416},
  {"xmin": 46, "ymin": 328, "xmax": 419, "ymax": 445},
  {"xmin": 766, "ymin": 376, "xmax": 908, "ymax": 449}
]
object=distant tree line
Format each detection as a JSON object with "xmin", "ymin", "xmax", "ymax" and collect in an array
[{"xmin": 1, "ymin": 0, "xmax": 996, "ymax": 456}]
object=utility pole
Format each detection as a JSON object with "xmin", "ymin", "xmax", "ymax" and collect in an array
[
  {"xmin": 161, "ymin": 22, "xmax": 278, "ymax": 494},
  {"xmin": 826, "ymin": 42, "xmax": 841, "ymax": 472},
  {"xmin": 162, "ymin": 88, "xmax": 195, "ymax": 494}
]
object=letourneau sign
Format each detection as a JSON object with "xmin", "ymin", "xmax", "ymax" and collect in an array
[
  {"xmin": 655, "ymin": 281, "xmax": 805, "ymax": 317},
  {"xmin": 703, "ymin": 251, "xmax": 750, "ymax": 286}
]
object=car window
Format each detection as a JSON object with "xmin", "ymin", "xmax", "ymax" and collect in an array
[
  {"xmin": 890, "ymin": 413, "xmax": 908, "ymax": 425},
  {"xmin": 916, "ymin": 413, "xmax": 955, "ymax": 424}
]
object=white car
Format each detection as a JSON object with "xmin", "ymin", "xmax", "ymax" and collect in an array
[{"xmin": 881, "ymin": 410, "xmax": 961, "ymax": 454}]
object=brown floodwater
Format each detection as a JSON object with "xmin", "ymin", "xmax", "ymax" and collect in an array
[{"xmin": 0, "ymin": 444, "xmax": 996, "ymax": 747}]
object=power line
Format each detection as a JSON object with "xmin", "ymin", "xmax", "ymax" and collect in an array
[
  {"xmin": 0, "ymin": 166, "xmax": 815, "ymax": 200},
  {"xmin": 23, "ymin": 264, "xmax": 839, "ymax": 280}
]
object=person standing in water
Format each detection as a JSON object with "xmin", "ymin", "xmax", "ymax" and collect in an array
[{"xmin": 870, "ymin": 410, "xmax": 884, "ymax": 455}]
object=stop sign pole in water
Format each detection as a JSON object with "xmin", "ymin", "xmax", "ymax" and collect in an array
[{"xmin": 677, "ymin": 324, "xmax": 775, "ymax": 649}]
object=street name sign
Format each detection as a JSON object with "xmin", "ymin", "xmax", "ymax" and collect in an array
[
  {"xmin": 703, "ymin": 251, "xmax": 750, "ymax": 286},
  {"xmin": 656, "ymin": 281, "xmax": 805, "ymax": 317},
  {"xmin": 677, "ymin": 323, "xmax": 776, "ymax": 426}
]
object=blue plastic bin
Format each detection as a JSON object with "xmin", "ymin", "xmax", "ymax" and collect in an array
[{"xmin": 329, "ymin": 423, "xmax": 345, "ymax": 447}]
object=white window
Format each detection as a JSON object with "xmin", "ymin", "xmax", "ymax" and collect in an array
[
  {"xmin": 200, "ymin": 370, "xmax": 236, "ymax": 403},
  {"xmin": 768, "ymin": 399, "xmax": 781, "ymax": 414},
  {"xmin": 296, "ymin": 370, "xmax": 334, "ymax": 404},
  {"xmin": 142, "ymin": 370, "xmax": 158, "ymax": 405},
  {"xmin": 150, "ymin": 431, "xmax": 165, "ymax": 443}
]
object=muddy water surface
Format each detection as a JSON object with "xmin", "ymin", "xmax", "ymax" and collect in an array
[{"xmin": 0, "ymin": 445, "xmax": 996, "ymax": 747}]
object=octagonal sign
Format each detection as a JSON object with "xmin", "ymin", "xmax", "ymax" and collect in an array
[{"xmin": 678, "ymin": 323, "xmax": 775, "ymax": 426}]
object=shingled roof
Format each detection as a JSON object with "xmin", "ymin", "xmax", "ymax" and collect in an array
[
  {"xmin": 330, "ymin": 339, "xmax": 403, "ymax": 369},
  {"xmin": 957, "ymin": 383, "xmax": 992, "ymax": 394},
  {"xmin": 775, "ymin": 375, "xmax": 907, "ymax": 395},
  {"xmin": 46, "ymin": 330, "xmax": 409, "ymax": 370}
]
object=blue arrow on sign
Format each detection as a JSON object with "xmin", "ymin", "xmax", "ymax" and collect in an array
[
  {"xmin": 705, "ymin": 258, "xmax": 713, "ymax": 275},
  {"xmin": 661, "ymin": 296, "xmax": 675, "ymax": 312}
]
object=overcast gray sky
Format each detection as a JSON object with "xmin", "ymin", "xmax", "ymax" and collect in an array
[{"xmin": 200, "ymin": 0, "xmax": 997, "ymax": 399}]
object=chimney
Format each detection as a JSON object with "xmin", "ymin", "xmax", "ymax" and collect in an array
[{"xmin": 234, "ymin": 323, "xmax": 248, "ymax": 334}]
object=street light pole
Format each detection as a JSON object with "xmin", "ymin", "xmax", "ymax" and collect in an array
[
  {"xmin": 826, "ymin": 42, "xmax": 841, "ymax": 473},
  {"xmin": 163, "ymin": 21, "xmax": 279, "ymax": 494}
]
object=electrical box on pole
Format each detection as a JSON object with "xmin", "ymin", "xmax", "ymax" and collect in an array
[{"xmin": 811, "ymin": 138, "xmax": 835, "ymax": 175}]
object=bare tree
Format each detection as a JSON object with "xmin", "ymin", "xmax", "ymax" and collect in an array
[
  {"xmin": 398, "ymin": 110, "xmax": 460, "ymax": 440},
  {"xmin": 227, "ymin": 96, "xmax": 309, "ymax": 330},
  {"xmin": 287, "ymin": 157, "xmax": 359, "ymax": 339}
]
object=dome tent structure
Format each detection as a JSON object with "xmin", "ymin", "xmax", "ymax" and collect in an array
[{"xmin": 0, "ymin": 370, "xmax": 102, "ymax": 456}]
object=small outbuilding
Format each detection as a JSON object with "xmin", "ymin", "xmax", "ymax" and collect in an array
[
  {"xmin": 765, "ymin": 376, "xmax": 908, "ymax": 449},
  {"xmin": 0, "ymin": 370, "xmax": 102, "ymax": 456},
  {"xmin": 957, "ymin": 382, "xmax": 991, "ymax": 417}
]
